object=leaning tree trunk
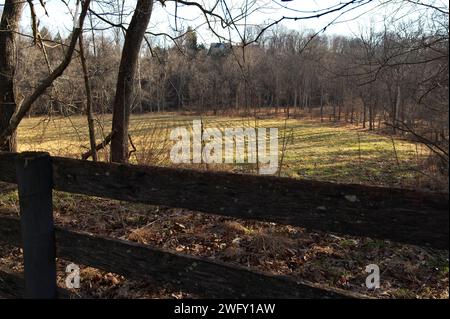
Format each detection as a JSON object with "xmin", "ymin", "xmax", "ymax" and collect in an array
[
  {"xmin": 0, "ymin": 0, "xmax": 24, "ymax": 152},
  {"xmin": 110, "ymin": 0, "xmax": 153, "ymax": 163}
]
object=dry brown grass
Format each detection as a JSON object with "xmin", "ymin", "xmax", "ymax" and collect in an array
[
  {"xmin": 16, "ymin": 112, "xmax": 446, "ymax": 190},
  {"xmin": 1, "ymin": 112, "xmax": 447, "ymax": 299}
]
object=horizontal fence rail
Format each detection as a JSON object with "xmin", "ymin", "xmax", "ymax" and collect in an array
[
  {"xmin": 0, "ymin": 151, "xmax": 449, "ymax": 299},
  {"xmin": 1, "ymin": 151, "xmax": 448, "ymax": 249},
  {"xmin": 0, "ymin": 268, "xmax": 24, "ymax": 298},
  {"xmin": 0, "ymin": 215, "xmax": 363, "ymax": 298},
  {"xmin": 0, "ymin": 267, "xmax": 70, "ymax": 299}
]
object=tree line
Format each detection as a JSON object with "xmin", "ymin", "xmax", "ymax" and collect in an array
[{"xmin": 0, "ymin": 0, "xmax": 448, "ymax": 167}]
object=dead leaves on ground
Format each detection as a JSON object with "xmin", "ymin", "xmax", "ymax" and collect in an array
[{"xmin": 0, "ymin": 190, "xmax": 448, "ymax": 299}]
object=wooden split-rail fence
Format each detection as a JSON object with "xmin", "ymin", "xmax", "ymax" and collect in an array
[{"xmin": 0, "ymin": 151, "xmax": 448, "ymax": 298}]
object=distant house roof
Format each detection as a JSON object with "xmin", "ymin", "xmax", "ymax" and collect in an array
[{"xmin": 207, "ymin": 43, "xmax": 232, "ymax": 57}]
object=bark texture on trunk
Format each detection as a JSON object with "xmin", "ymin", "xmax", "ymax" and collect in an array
[
  {"xmin": 0, "ymin": 0, "xmax": 24, "ymax": 151},
  {"xmin": 79, "ymin": 33, "xmax": 97, "ymax": 161},
  {"xmin": 0, "ymin": 0, "xmax": 92, "ymax": 148},
  {"xmin": 110, "ymin": 0, "xmax": 153, "ymax": 163}
]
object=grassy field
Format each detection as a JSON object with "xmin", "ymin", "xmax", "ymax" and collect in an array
[
  {"xmin": 18, "ymin": 113, "xmax": 430, "ymax": 189},
  {"xmin": 1, "ymin": 113, "xmax": 446, "ymax": 299}
]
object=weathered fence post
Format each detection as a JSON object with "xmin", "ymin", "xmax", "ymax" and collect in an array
[{"xmin": 16, "ymin": 152, "xmax": 57, "ymax": 299}]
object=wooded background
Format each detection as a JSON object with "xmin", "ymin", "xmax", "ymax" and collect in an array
[{"xmin": 0, "ymin": 0, "xmax": 448, "ymax": 168}]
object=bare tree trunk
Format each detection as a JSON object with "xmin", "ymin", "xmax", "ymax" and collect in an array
[
  {"xmin": 294, "ymin": 89, "xmax": 298, "ymax": 109},
  {"xmin": 111, "ymin": 0, "xmax": 153, "ymax": 163},
  {"xmin": 79, "ymin": 32, "xmax": 97, "ymax": 161},
  {"xmin": 333, "ymin": 103, "xmax": 336, "ymax": 122},
  {"xmin": 338, "ymin": 102, "xmax": 341, "ymax": 122},
  {"xmin": 136, "ymin": 57, "xmax": 143, "ymax": 113},
  {"xmin": 362, "ymin": 103, "xmax": 366, "ymax": 129},
  {"xmin": 320, "ymin": 88, "xmax": 324, "ymax": 122},
  {"xmin": 0, "ymin": 0, "xmax": 24, "ymax": 151},
  {"xmin": 393, "ymin": 82, "xmax": 401, "ymax": 133},
  {"xmin": 350, "ymin": 95, "xmax": 354, "ymax": 124},
  {"xmin": 0, "ymin": 0, "xmax": 91, "ymax": 147}
]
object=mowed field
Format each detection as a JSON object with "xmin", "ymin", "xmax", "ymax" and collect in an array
[{"xmin": 18, "ymin": 113, "xmax": 429, "ymax": 188}]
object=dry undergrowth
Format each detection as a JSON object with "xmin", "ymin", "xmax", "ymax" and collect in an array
[
  {"xmin": 0, "ymin": 186, "xmax": 448, "ymax": 299},
  {"xmin": 2, "ymin": 114, "xmax": 447, "ymax": 298}
]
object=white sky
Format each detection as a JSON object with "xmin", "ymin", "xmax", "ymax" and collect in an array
[{"xmin": 2, "ymin": 0, "xmax": 448, "ymax": 45}]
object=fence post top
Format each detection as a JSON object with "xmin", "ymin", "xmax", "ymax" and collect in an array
[{"xmin": 15, "ymin": 152, "xmax": 52, "ymax": 167}]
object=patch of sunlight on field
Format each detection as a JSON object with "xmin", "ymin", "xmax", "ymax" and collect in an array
[{"xmin": 17, "ymin": 113, "xmax": 426, "ymax": 187}]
